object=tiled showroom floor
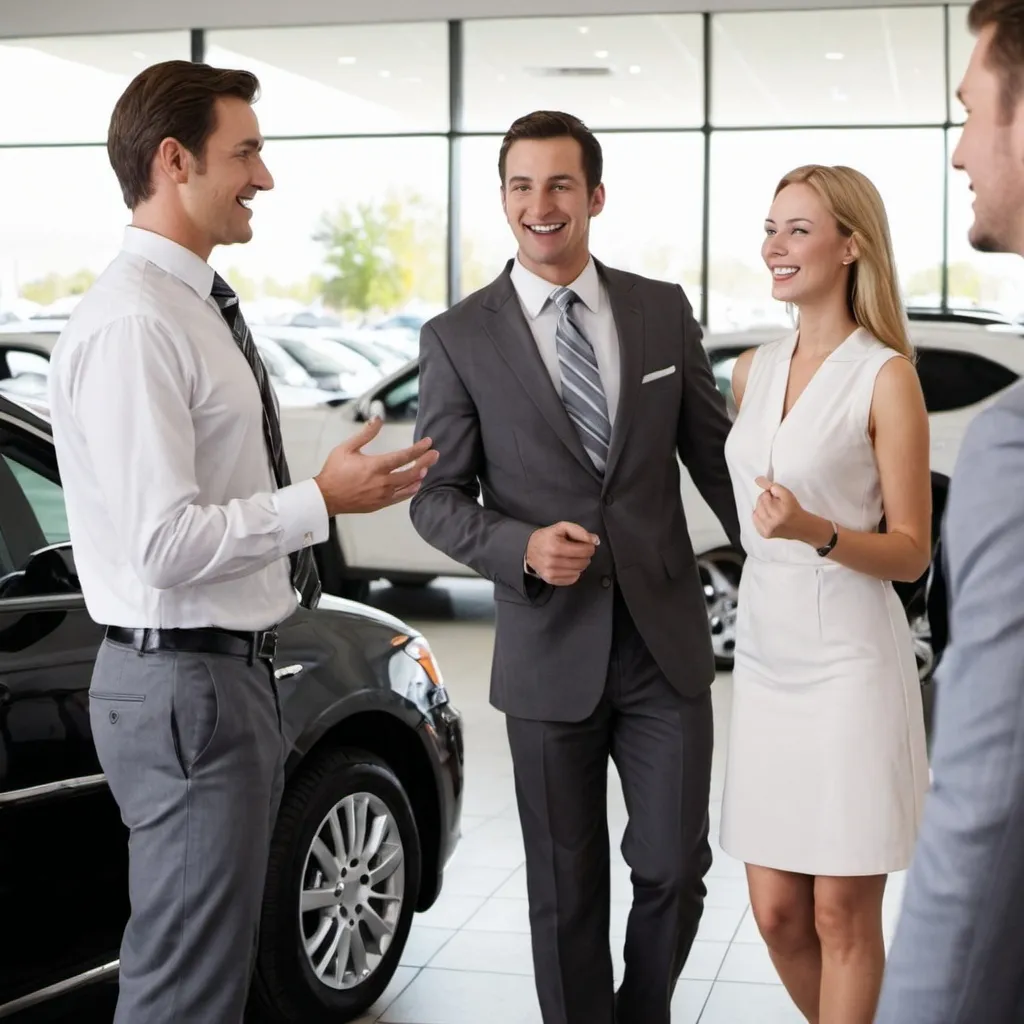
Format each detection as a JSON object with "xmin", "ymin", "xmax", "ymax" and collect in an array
[{"xmin": 352, "ymin": 579, "xmax": 911, "ymax": 1024}]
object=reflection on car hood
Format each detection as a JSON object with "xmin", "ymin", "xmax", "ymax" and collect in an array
[{"xmin": 316, "ymin": 592, "xmax": 416, "ymax": 636}]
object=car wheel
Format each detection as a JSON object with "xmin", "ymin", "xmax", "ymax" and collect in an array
[
  {"xmin": 697, "ymin": 547, "xmax": 744, "ymax": 670},
  {"xmin": 250, "ymin": 748, "xmax": 421, "ymax": 1024}
]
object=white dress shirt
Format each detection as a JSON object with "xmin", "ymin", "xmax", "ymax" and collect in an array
[
  {"xmin": 47, "ymin": 226, "xmax": 328, "ymax": 631},
  {"xmin": 510, "ymin": 255, "xmax": 621, "ymax": 425}
]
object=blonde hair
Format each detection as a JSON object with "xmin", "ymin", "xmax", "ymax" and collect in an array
[{"xmin": 775, "ymin": 164, "xmax": 913, "ymax": 359}]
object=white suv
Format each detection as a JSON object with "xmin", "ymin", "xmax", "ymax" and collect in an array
[{"xmin": 285, "ymin": 309, "xmax": 1023, "ymax": 683}]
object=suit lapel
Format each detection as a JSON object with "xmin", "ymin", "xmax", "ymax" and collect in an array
[
  {"xmin": 481, "ymin": 265, "xmax": 601, "ymax": 481},
  {"xmin": 601, "ymin": 263, "xmax": 644, "ymax": 486}
]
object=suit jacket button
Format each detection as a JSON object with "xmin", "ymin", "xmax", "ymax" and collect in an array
[
  {"xmin": 601, "ymin": 576, "xmax": 612, "ymax": 588},
  {"xmin": 604, "ymin": 494, "xmax": 614, "ymax": 506}
]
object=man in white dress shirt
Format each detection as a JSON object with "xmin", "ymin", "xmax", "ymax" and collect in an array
[{"xmin": 47, "ymin": 60, "xmax": 437, "ymax": 1023}]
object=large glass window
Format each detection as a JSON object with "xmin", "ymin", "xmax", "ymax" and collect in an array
[
  {"xmin": 207, "ymin": 137, "xmax": 449, "ymax": 324},
  {"xmin": 0, "ymin": 32, "xmax": 191, "ymax": 144},
  {"xmin": 457, "ymin": 132, "xmax": 704, "ymax": 299},
  {"xmin": 204, "ymin": 24, "xmax": 450, "ymax": 136},
  {"xmin": 461, "ymin": 15, "xmax": 704, "ymax": 132},
  {"xmin": 0, "ymin": 148, "xmax": 127, "ymax": 318},
  {"xmin": 707, "ymin": 129, "xmax": 945, "ymax": 331},
  {"xmin": 712, "ymin": 8, "xmax": 946, "ymax": 127},
  {"xmin": 948, "ymin": 5, "xmax": 974, "ymax": 123},
  {"xmin": 946, "ymin": 127, "xmax": 1023, "ymax": 317}
]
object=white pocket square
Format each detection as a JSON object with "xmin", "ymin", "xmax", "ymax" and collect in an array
[{"xmin": 641, "ymin": 365, "xmax": 676, "ymax": 384}]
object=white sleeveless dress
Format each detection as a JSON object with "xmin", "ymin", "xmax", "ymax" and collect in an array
[{"xmin": 719, "ymin": 328, "xmax": 929, "ymax": 877}]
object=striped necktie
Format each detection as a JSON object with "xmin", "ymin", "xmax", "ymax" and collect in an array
[
  {"xmin": 552, "ymin": 286, "xmax": 611, "ymax": 474},
  {"xmin": 210, "ymin": 273, "xmax": 322, "ymax": 609}
]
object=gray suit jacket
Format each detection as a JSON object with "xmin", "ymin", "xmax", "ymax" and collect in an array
[
  {"xmin": 409, "ymin": 259, "xmax": 741, "ymax": 722},
  {"xmin": 875, "ymin": 380, "xmax": 1024, "ymax": 1023}
]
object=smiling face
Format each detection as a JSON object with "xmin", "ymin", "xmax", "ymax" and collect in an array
[
  {"xmin": 952, "ymin": 24, "xmax": 1024, "ymax": 255},
  {"xmin": 501, "ymin": 136, "xmax": 605, "ymax": 284},
  {"xmin": 762, "ymin": 182, "xmax": 857, "ymax": 307},
  {"xmin": 168, "ymin": 95, "xmax": 274, "ymax": 258}
]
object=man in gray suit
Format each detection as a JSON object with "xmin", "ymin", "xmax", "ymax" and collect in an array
[
  {"xmin": 410, "ymin": 111, "xmax": 741, "ymax": 1024},
  {"xmin": 874, "ymin": 2, "xmax": 1024, "ymax": 1020}
]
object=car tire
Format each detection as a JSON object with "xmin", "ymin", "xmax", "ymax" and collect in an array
[{"xmin": 249, "ymin": 748, "xmax": 422, "ymax": 1024}]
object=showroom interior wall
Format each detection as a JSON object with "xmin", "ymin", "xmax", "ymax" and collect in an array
[{"xmin": 3, "ymin": 3, "xmax": 1021, "ymax": 332}]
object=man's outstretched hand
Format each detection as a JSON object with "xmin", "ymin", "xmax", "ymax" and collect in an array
[
  {"xmin": 314, "ymin": 417, "xmax": 439, "ymax": 516},
  {"xmin": 526, "ymin": 521, "xmax": 601, "ymax": 586}
]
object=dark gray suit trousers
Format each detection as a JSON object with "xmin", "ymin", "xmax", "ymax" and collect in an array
[
  {"xmin": 506, "ymin": 586, "xmax": 714, "ymax": 1024},
  {"xmin": 89, "ymin": 638, "xmax": 284, "ymax": 1024}
]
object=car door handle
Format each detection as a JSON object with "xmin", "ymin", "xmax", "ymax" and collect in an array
[{"xmin": 274, "ymin": 664, "xmax": 303, "ymax": 680}]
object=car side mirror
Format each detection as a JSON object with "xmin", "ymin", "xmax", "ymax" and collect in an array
[{"xmin": 0, "ymin": 542, "xmax": 79, "ymax": 599}]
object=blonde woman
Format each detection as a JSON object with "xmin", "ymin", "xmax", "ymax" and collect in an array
[{"xmin": 720, "ymin": 165, "xmax": 931, "ymax": 1023}]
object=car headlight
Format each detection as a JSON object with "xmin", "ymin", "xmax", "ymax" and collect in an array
[{"xmin": 392, "ymin": 634, "xmax": 444, "ymax": 688}]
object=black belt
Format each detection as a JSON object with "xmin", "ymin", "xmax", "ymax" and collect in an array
[{"xmin": 104, "ymin": 625, "xmax": 278, "ymax": 664}]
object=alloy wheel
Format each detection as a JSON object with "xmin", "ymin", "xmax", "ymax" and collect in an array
[
  {"xmin": 298, "ymin": 792, "xmax": 405, "ymax": 991},
  {"xmin": 698, "ymin": 549, "xmax": 743, "ymax": 666}
]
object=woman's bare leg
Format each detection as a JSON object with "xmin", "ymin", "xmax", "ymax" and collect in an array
[{"xmin": 746, "ymin": 864, "xmax": 822, "ymax": 1022}]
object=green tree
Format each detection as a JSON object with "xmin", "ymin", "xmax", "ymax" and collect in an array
[
  {"xmin": 314, "ymin": 190, "xmax": 446, "ymax": 314},
  {"xmin": 21, "ymin": 269, "xmax": 96, "ymax": 305}
]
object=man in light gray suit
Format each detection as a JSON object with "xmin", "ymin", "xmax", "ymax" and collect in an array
[
  {"xmin": 875, "ymin": 2, "xmax": 1024, "ymax": 1020},
  {"xmin": 410, "ymin": 111, "xmax": 741, "ymax": 1024}
]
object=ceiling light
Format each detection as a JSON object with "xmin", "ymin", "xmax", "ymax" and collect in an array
[
  {"xmin": 337, "ymin": 55, "xmax": 357, "ymax": 65},
  {"xmin": 131, "ymin": 50, "xmax": 146, "ymax": 60},
  {"xmin": 825, "ymin": 51, "xmax": 844, "ymax": 60},
  {"xmin": 379, "ymin": 69, "xmax": 391, "ymax": 78},
  {"xmin": 629, "ymin": 64, "xmax": 641, "ymax": 74},
  {"xmin": 579, "ymin": 26, "xmax": 590, "ymax": 34},
  {"xmin": 595, "ymin": 49, "xmax": 609, "ymax": 59}
]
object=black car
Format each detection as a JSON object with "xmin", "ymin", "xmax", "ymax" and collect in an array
[{"xmin": 0, "ymin": 394, "xmax": 464, "ymax": 1023}]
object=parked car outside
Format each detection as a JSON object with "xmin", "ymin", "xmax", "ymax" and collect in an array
[
  {"xmin": 0, "ymin": 393, "xmax": 464, "ymax": 1024},
  {"xmin": 255, "ymin": 326, "xmax": 382, "ymax": 398}
]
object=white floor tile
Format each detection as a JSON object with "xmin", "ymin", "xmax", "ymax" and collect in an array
[
  {"xmin": 673, "ymin": 979, "xmax": 715, "ymax": 1024},
  {"xmin": 379, "ymin": 967, "xmax": 543, "ymax": 1024},
  {"xmin": 696, "ymin": 904, "xmax": 747, "ymax": 943},
  {"xmin": 428, "ymin": 928, "xmax": 535, "ymax": 975},
  {"xmin": 439, "ymin": 864, "xmax": 519, "ymax": 898},
  {"xmin": 697, "ymin": 981, "xmax": 805, "ymax": 1023},
  {"xmin": 717, "ymin": 942, "xmax": 781, "ymax": 985},
  {"xmin": 414, "ymin": 892, "xmax": 489, "ymax": 931},
  {"xmin": 462, "ymin": 897, "xmax": 531, "ymax": 934},
  {"xmin": 399, "ymin": 926, "xmax": 457, "ymax": 968}
]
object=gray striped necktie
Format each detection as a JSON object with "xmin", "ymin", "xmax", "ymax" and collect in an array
[
  {"xmin": 210, "ymin": 273, "xmax": 322, "ymax": 610},
  {"xmin": 552, "ymin": 286, "xmax": 611, "ymax": 474}
]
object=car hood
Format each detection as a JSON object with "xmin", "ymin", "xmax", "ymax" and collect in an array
[{"xmin": 316, "ymin": 591, "xmax": 416, "ymax": 636}]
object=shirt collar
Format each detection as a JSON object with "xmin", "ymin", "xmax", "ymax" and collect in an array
[
  {"xmin": 510, "ymin": 255, "xmax": 602, "ymax": 319},
  {"xmin": 121, "ymin": 225, "xmax": 216, "ymax": 301}
]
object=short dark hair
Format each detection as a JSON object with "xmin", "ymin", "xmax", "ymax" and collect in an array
[
  {"xmin": 968, "ymin": 0, "xmax": 1024, "ymax": 119},
  {"xmin": 498, "ymin": 110, "xmax": 603, "ymax": 192},
  {"xmin": 107, "ymin": 59, "xmax": 260, "ymax": 210}
]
